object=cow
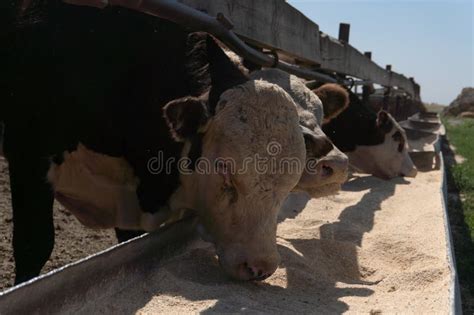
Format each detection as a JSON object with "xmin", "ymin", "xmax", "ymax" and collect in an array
[
  {"xmin": 249, "ymin": 69, "xmax": 349, "ymax": 197},
  {"xmin": 2, "ymin": 3, "xmax": 307, "ymax": 283},
  {"xmin": 319, "ymin": 85, "xmax": 418, "ymax": 179}
]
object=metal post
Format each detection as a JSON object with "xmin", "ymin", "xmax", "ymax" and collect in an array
[
  {"xmin": 338, "ymin": 23, "xmax": 350, "ymax": 43},
  {"xmin": 362, "ymin": 52, "xmax": 373, "ymax": 106},
  {"xmin": 383, "ymin": 87, "xmax": 391, "ymax": 111}
]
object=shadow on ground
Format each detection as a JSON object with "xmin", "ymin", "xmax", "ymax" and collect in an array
[{"xmin": 113, "ymin": 175, "xmax": 408, "ymax": 313}]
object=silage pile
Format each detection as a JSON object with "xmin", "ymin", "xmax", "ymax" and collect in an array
[{"xmin": 443, "ymin": 87, "xmax": 474, "ymax": 117}]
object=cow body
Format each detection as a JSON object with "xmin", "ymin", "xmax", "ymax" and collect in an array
[
  {"xmin": 3, "ymin": 6, "xmax": 190, "ymax": 283},
  {"xmin": 320, "ymin": 88, "xmax": 417, "ymax": 179},
  {"xmin": 2, "ymin": 3, "xmax": 306, "ymax": 283}
]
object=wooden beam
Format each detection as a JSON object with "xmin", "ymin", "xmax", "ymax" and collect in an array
[
  {"xmin": 319, "ymin": 33, "xmax": 416, "ymax": 96},
  {"xmin": 178, "ymin": 0, "xmax": 322, "ymax": 64},
  {"xmin": 179, "ymin": 0, "xmax": 418, "ymax": 98}
]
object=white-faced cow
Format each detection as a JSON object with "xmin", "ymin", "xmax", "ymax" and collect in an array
[
  {"xmin": 2, "ymin": 4, "xmax": 307, "ymax": 284},
  {"xmin": 319, "ymin": 85, "xmax": 417, "ymax": 179},
  {"xmin": 250, "ymin": 69, "xmax": 349, "ymax": 197}
]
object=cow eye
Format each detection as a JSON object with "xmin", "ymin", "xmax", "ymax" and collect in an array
[
  {"xmin": 215, "ymin": 161, "xmax": 238, "ymax": 203},
  {"xmin": 392, "ymin": 131, "xmax": 405, "ymax": 152},
  {"xmin": 223, "ymin": 185, "xmax": 238, "ymax": 203}
]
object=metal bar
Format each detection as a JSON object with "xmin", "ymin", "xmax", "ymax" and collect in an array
[
  {"xmin": 0, "ymin": 216, "xmax": 199, "ymax": 314},
  {"xmin": 62, "ymin": 0, "xmax": 340, "ymax": 83},
  {"xmin": 439, "ymin": 152, "xmax": 463, "ymax": 315},
  {"xmin": 305, "ymin": 78, "xmax": 371, "ymax": 90}
]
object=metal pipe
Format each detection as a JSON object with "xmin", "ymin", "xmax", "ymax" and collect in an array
[
  {"xmin": 62, "ymin": 0, "xmax": 340, "ymax": 83},
  {"xmin": 306, "ymin": 78, "xmax": 371, "ymax": 90}
]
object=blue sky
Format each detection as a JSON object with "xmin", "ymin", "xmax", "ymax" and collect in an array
[{"xmin": 287, "ymin": 0, "xmax": 473, "ymax": 105}]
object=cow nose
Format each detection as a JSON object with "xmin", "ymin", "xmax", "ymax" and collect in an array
[
  {"xmin": 320, "ymin": 163, "xmax": 334, "ymax": 177},
  {"xmin": 237, "ymin": 261, "xmax": 276, "ymax": 281},
  {"xmin": 316, "ymin": 155, "xmax": 349, "ymax": 179},
  {"xmin": 402, "ymin": 166, "xmax": 418, "ymax": 178}
]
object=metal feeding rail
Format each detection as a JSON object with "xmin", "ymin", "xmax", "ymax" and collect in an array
[{"xmin": 62, "ymin": 0, "xmax": 340, "ymax": 84}]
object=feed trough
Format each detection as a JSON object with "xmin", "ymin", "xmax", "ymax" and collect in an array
[
  {"xmin": 401, "ymin": 113, "xmax": 444, "ymax": 171},
  {"xmin": 404, "ymin": 128, "xmax": 439, "ymax": 153},
  {"xmin": 0, "ymin": 160, "xmax": 459, "ymax": 314},
  {"xmin": 407, "ymin": 113, "xmax": 443, "ymax": 130},
  {"xmin": 419, "ymin": 112, "xmax": 441, "ymax": 119},
  {"xmin": 400, "ymin": 120, "xmax": 446, "ymax": 137}
]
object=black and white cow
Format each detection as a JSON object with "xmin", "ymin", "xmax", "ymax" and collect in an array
[
  {"xmin": 319, "ymin": 86, "xmax": 417, "ymax": 179},
  {"xmin": 2, "ymin": 3, "xmax": 308, "ymax": 283}
]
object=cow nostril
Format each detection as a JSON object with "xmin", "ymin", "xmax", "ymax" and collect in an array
[
  {"xmin": 321, "ymin": 165, "xmax": 334, "ymax": 177},
  {"xmin": 243, "ymin": 263, "xmax": 267, "ymax": 280},
  {"xmin": 238, "ymin": 261, "xmax": 276, "ymax": 281},
  {"xmin": 253, "ymin": 272, "xmax": 271, "ymax": 281},
  {"xmin": 241, "ymin": 262, "xmax": 256, "ymax": 278}
]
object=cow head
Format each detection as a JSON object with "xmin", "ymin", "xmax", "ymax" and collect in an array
[
  {"xmin": 345, "ymin": 111, "xmax": 417, "ymax": 179},
  {"xmin": 249, "ymin": 69, "xmax": 349, "ymax": 198},
  {"xmin": 293, "ymin": 126, "xmax": 348, "ymax": 197},
  {"xmin": 163, "ymin": 35, "xmax": 306, "ymax": 281},
  {"xmin": 294, "ymin": 83, "xmax": 349, "ymax": 197}
]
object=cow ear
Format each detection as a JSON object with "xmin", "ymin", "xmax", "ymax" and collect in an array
[
  {"xmin": 163, "ymin": 96, "xmax": 210, "ymax": 142},
  {"xmin": 314, "ymin": 83, "xmax": 350, "ymax": 124},
  {"xmin": 301, "ymin": 126, "xmax": 333, "ymax": 159},
  {"xmin": 206, "ymin": 35, "xmax": 248, "ymax": 113},
  {"xmin": 376, "ymin": 110, "xmax": 393, "ymax": 133}
]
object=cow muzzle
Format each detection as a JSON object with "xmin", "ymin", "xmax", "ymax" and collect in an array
[
  {"xmin": 312, "ymin": 148, "xmax": 349, "ymax": 186},
  {"xmin": 400, "ymin": 153, "xmax": 418, "ymax": 178},
  {"xmin": 216, "ymin": 244, "xmax": 280, "ymax": 281},
  {"xmin": 315, "ymin": 155, "xmax": 348, "ymax": 181},
  {"xmin": 235, "ymin": 260, "xmax": 278, "ymax": 281},
  {"xmin": 401, "ymin": 165, "xmax": 418, "ymax": 178}
]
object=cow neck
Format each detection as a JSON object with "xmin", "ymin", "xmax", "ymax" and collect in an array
[{"xmin": 323, "ymin": 91, "xmax": 386, "ymax": 152}]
